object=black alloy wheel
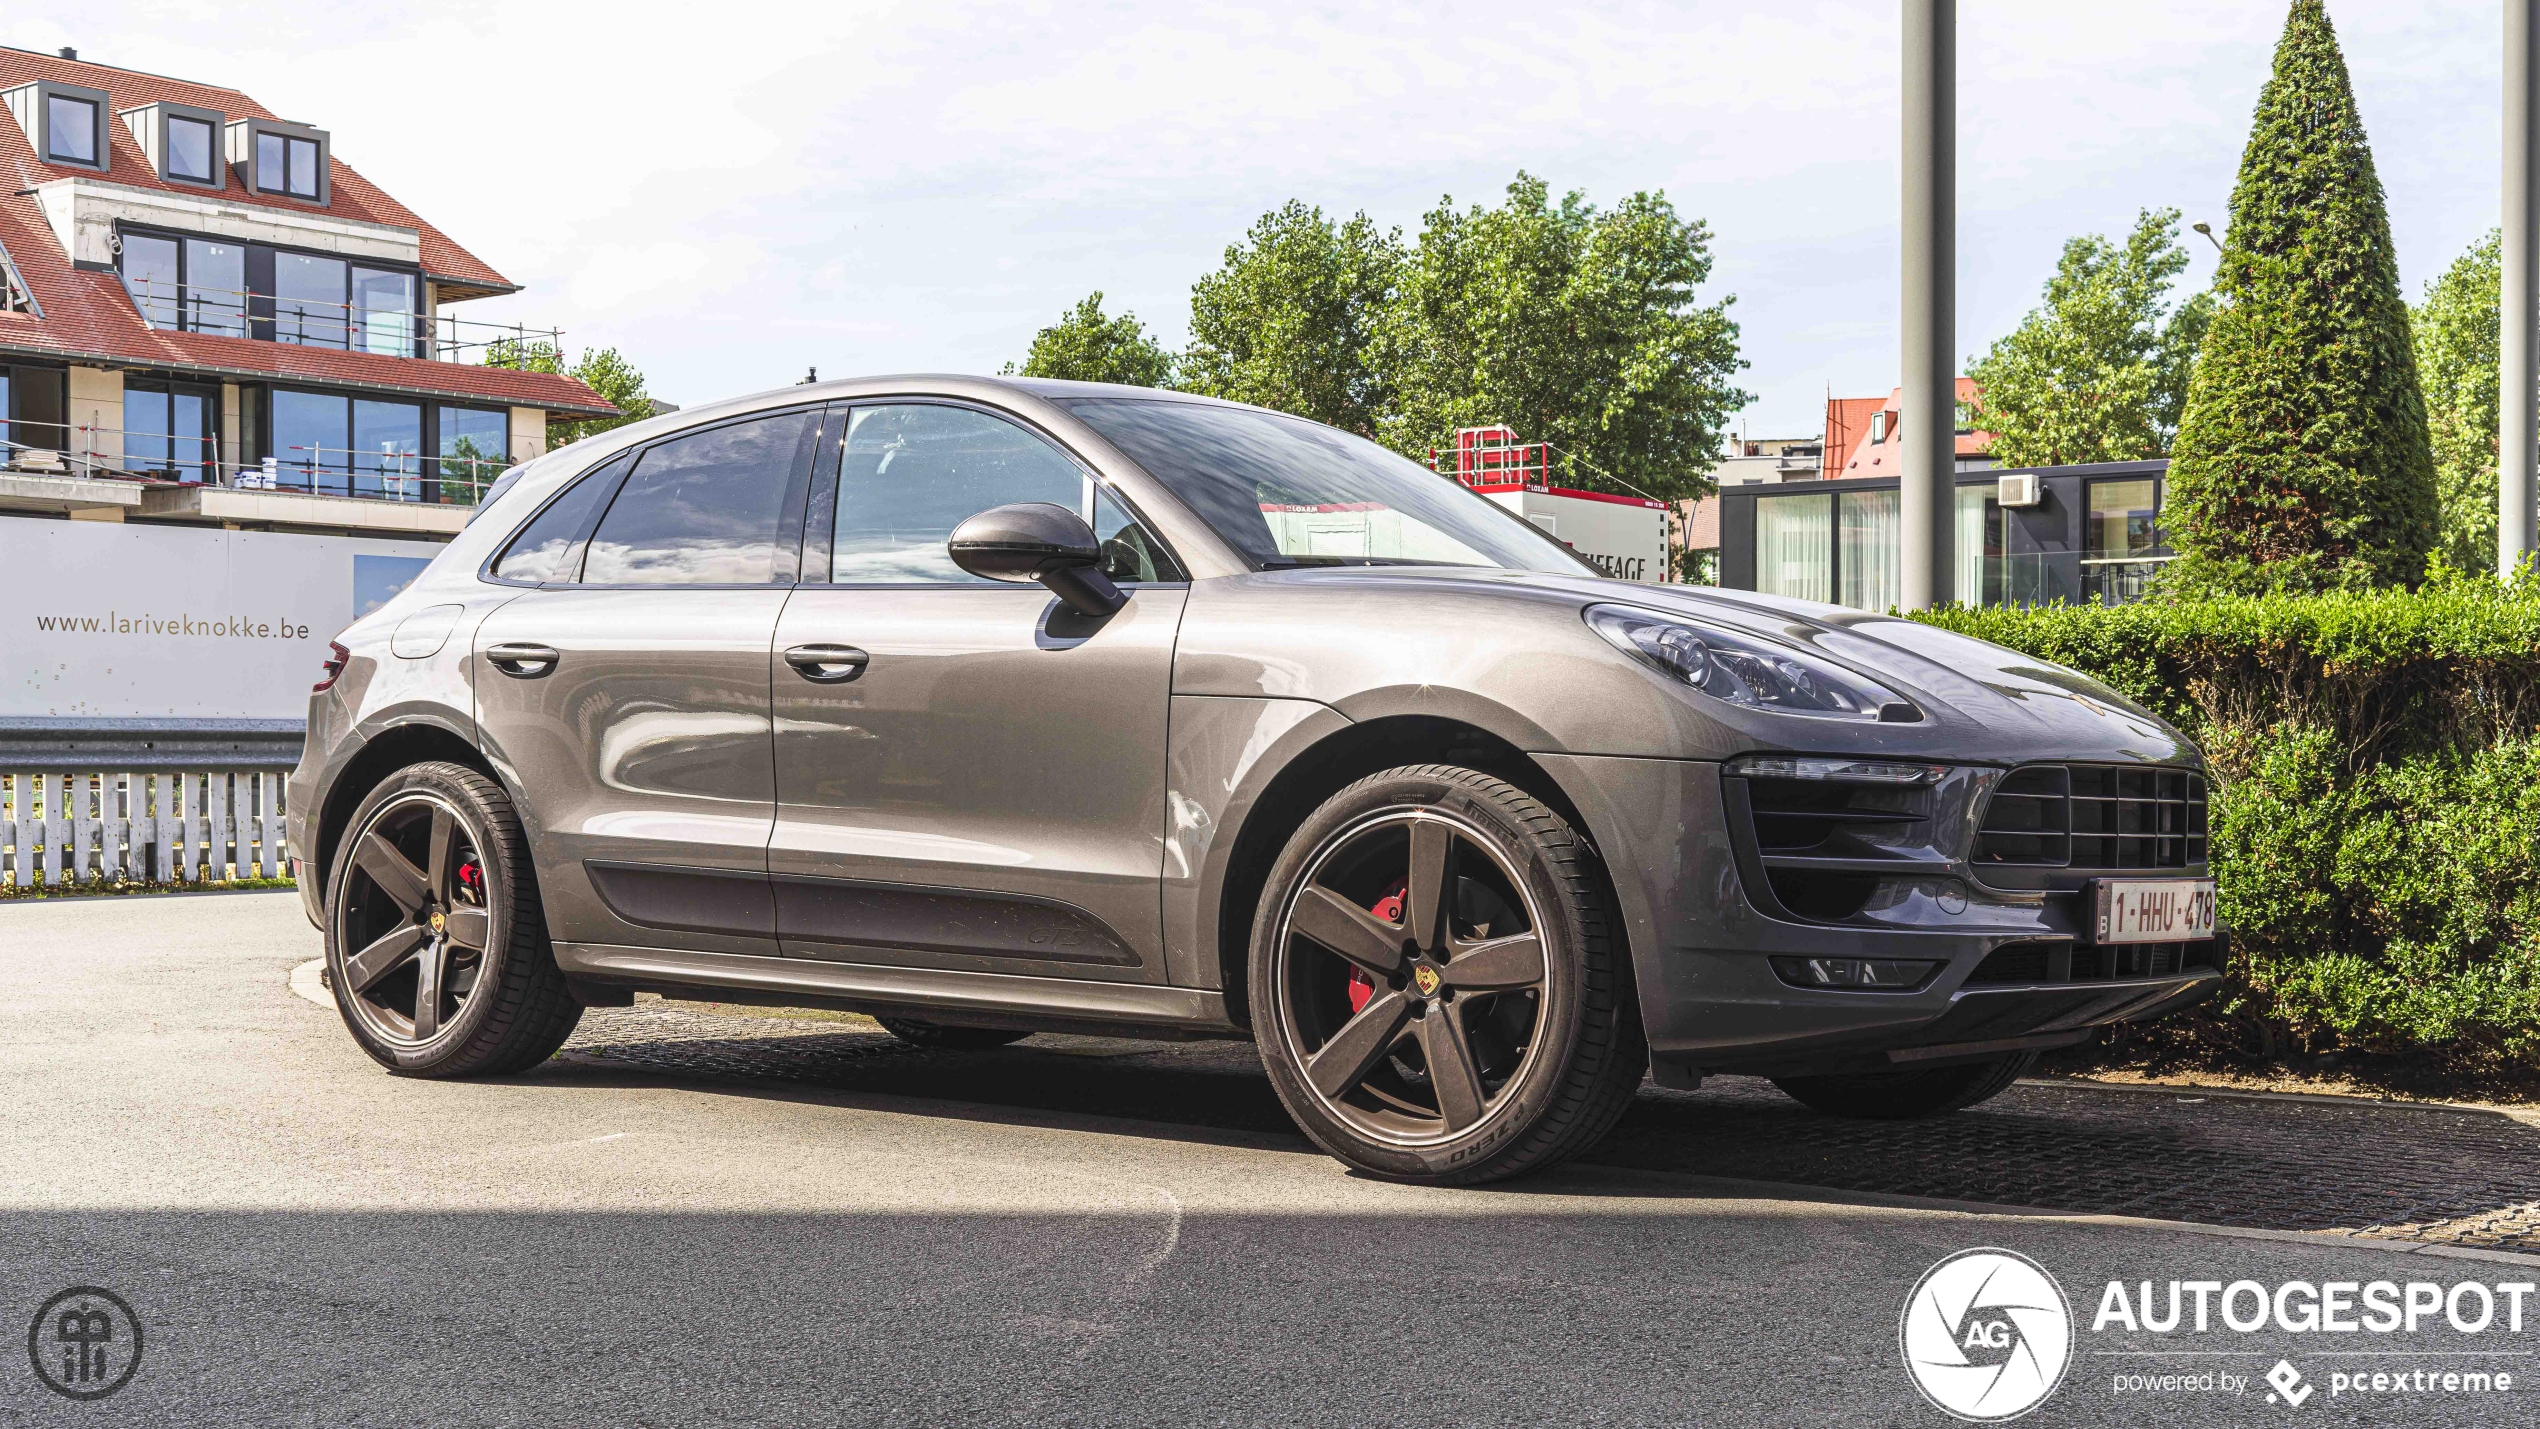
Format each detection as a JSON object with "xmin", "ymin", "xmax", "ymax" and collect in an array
[
  {"xmin": 1251, "ymin": 765, "xmax": 1644, "ymax": 1184},
  {"xmin": 326, "ymin": 761, "xmax": 581, "ymax": 1077}
]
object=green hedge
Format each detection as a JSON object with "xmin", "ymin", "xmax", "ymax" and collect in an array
[{"xmin": 1914, "ymin": 580, "xmax": 2540, "ymax": 1064}]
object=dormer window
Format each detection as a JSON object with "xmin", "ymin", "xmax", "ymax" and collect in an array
[
  {"xmin": 167, "ymin": 116, "xmax": 215, "ymax": 182},
  {"xmin": 4, "ymin": 80, "xmax": 113, "ymax": 173},
  {"xmin": 120, "ymin": 101, "xmax": 227, "ymax": 190},
  {"xmin": 227, "ymin": 117, "xmax": 330, "ymax": 205},
  {"xmin": 46, "ymin": 94, "xmax": 97, "ymax": 163},
  {"xmin": 259, "ymin": 131, "xmax": 317, "ymax": 197}
]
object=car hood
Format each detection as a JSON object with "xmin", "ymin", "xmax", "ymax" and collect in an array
[{"xmin": 1351, "ymin": 568, "xmax": 2201, "ymax": 769}]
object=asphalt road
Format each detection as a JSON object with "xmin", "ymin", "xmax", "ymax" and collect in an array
[{"xmin": 3, "ymin": 892, "xmax": 2536, "ymax": 1428}]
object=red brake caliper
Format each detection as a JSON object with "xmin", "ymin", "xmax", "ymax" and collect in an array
[{"xmin": 1347, "ymin": 878, "xmax": 1408, "ymax": 1013}]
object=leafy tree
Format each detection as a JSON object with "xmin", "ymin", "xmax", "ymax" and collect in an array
[
  {"xmin": 1965, "ymin": 209, "xmax": 2213, "ymax": 467},
  {"xmin": 2162, "ymin": 0, "xmax": 2439, "ymax": 594},
  {"xmin": 1180, "ymin": 201, "xmax": 1401, "ymax": 435},
  {"xmin": 2412, "ymin": 230, "xmax": 2502, "ymax": 573},
  {"xmin": 1369, "ymin": 173, "xmax": 1747, "ymax": 504},
  {"xmin": 1003, "ymin": 292, "xmax": 1175, "ymax": 387},
  {"xmin": 483, "ymin": 339, "xmax": 654, "ymax": 450}
]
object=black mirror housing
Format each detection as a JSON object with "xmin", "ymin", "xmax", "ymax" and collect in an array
[{"xmin": 947, "ymin": 502, "xmax": 1126, "ymax": 617}]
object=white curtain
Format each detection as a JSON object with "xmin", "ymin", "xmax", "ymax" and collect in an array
[
  {"xmin": 1839, "ymin": 490, "xmax": 1899, "ymax": 611},
  {"xmin": 1956, "ymin": 485, "xmax": 1992, "ymax": 607},
  {"xmin": 1755, "ymin": 493, "xmax": 1832, "ymax": 603}
]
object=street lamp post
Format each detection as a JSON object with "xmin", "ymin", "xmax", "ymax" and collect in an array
[
  {"xmin": 1901, "ymin": 0, "xmax": 1955, "ymax": 609},
  {"xmin": 2506, "ymin": 0, "xmax": 2539, "ymax": 579}
]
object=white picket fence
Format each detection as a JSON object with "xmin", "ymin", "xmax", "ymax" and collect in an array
[{"xmin": 1, "ymin": 770, "xmax": 291, "ymax": 888}]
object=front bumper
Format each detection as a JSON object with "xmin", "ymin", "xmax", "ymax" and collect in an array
[{"xmin": 1540, "ymin": 753, "xmax": 2223, "ymax": 1078}]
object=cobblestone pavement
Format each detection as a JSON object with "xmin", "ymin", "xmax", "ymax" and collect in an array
[{"xmin": 563, "ymin": 1006, "xmax": 2540, "ymax": 1254}]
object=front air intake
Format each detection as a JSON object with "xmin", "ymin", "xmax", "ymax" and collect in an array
[{"xmin": 1974, "ymin": 764, "xmax": 2206, "ymax": 871}]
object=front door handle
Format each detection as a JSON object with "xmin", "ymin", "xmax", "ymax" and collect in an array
[
  {"xmin": 485, "ymin": 642, "xmax": 560, "ymax": 678},
  {"xmin": 785, "ymin": 643, "xmax": 871, "ymax": 683}
]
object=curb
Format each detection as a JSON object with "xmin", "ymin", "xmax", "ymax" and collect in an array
[{"xmin": 2021, "ymin": 1076, "xmax": 2540, "ymax": 1130}]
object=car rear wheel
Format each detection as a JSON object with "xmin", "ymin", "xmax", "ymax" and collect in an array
[
  {"xmin": 1250, "ymin": 765, "xmax": 1644, "ymax": 1185},
  {"xmin": 325, "ymin": 761, "xmax": 581, "ymax": 1077},
  {"xmin": 1771, "ymin": 1052, "xmax": 2037, "ymax": 1119},
  {"xmin": 875, "ymin": 1016, "xmax": 1031, "ymax": 1050}
]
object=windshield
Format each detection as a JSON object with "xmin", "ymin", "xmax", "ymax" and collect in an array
[{"xmin": 1053, "ymin": 397, "xmax": 1598, "ymax": 574}]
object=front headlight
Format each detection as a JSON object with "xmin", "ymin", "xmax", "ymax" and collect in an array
[{"xmin": 1585, "ymin": 604, "xmax": 1918, "ymax": 722}]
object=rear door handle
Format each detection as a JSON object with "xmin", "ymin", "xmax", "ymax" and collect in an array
[
  {"xmin": 785, "ymin": 643, "xmax": 870, "ymax": 683},
  {"xmin": 485, "ymin": 642, "xmax": 560, "ymax": 678}
]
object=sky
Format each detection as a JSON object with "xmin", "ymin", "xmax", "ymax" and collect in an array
[{"xmin": 18, "ymin": 1, "xmax": 2510, "ymax": 438}]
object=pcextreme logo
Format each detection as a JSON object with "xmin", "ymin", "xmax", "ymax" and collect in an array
[{"xmin": 1900, "ymin": 1248, "xmax": 2075, "ymax": 1421}]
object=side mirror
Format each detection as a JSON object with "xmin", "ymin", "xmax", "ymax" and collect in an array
[{"xmin": 947, "ymin": 502, "xmax": 1126, "ymax": 618}]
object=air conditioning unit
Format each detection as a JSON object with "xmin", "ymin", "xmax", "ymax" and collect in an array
[{"xmin": 1997, "ymin": 472, "xmax": 2042, "ymax": 508}]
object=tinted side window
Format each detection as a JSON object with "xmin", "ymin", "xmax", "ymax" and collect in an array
[
  {"xmin": 584, "ymin": 411, "xmax": 814, "ymax": 586},
  {"xmin": 831, "ymin": 405, "xmax": 1087, "ymax": 584},
  {"xmin": 491, "ymin": 457, "xmax": 626, "ymax": 582}
]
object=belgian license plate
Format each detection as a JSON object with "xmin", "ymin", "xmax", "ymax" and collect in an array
[{"xmin": 2092, "ymin": 879, "xmax": 2217, "ymax": 943}]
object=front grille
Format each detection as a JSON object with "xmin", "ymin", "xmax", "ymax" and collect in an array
[
  {"xmin": 1966, "ymin": 939, "xmax": 2221, "ymax": 986},
  {"xmin": 1975, "ymin": 764, "xmax": 2207, "ymax": 870}
]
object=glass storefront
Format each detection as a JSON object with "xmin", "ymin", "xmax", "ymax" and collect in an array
[
  {"xmin": 1754, "ymin": 491, "xmax": 1832, "ymax": 603},
  {"xmin": 2083, "ymin": 477, "xmax": 2168, "ymax": 604}
]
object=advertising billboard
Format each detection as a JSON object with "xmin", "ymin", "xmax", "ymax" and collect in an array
[
  {"xmin": 1481, "ymin": 488, "xmax": 1671, "ymax": 582},
  {"xmin": 4, "ymin": 518, "xmax": 441, "ymax": 719}
]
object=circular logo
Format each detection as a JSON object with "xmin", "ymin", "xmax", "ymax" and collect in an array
[
  {"xmin": 1899, "ymin": 1248, "xmax": 2071, "ymax": 1421},
  {"xmin": 26, "ymin": 1286, "xmax": 143, "ymax": 1402},
  {"xmin": 1412, "ymin": 965, "xmax": 1442, "ymax": 996}
]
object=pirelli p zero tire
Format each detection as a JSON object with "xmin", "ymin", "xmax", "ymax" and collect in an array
[
  {"xmin": 1250, "ymin": 764, "xmax": 1646, "ymax": 1185},
  {"xmin": 1771, "ymin": 1051, "xmax": 2037, "ymax": 1120},
  {"xmin": 324, "ymin": 760, "xmax": 582, "ymax": 1078},
  {"xmin": 875, "ymin": 1016, "xmax": 1031, "ymax": 1050}
]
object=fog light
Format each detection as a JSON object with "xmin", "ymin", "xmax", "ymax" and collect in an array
[
  {"xmin": 1770, "ymin": 956, "xmax": 1941, "ymax": 991},
  {"xmin": 1729, "ymin": 756, "xmax": 1950, "ymax": 785}
]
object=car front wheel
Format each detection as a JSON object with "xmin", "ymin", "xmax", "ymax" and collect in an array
[
  {"xmin": 325, "ymin": 761, "xmax": 581, "ymax": 1077},
  {"xmin": 1249, "ymin": 764, "xmax": 1645, "ymax": 1185}
]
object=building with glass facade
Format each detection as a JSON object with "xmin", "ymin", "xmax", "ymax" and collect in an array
[
  {"xmin": 0, "ymin": 46, "xmax": 615, "ymax": 534},
  {"xmin": 1715, "ymin": 459, "xmax": 2171, "ymax": 610}
]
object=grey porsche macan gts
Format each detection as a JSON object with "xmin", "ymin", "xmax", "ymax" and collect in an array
[{"xmin": 289, "ymin": 376, "xmax": 2221, "ymax": 1184}]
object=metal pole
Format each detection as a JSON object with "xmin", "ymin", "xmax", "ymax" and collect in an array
[
  {"xmin": 2505, "ymin": 0, "xmax": 2540, "ymax": 579},
  {"xmin": 1901, "ymin": 0, "xmax": 1956, "ymax": 608}
]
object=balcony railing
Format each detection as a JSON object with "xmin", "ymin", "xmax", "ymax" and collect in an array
[
  {"xmin": 3, "ymin": 416, "xmax": 512, "ymax": 506},
  {"xmin": 121, "ymin": 277, "xmax": 562, "ymax": 366}
]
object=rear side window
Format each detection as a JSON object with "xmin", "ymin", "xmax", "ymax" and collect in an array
[
  {"xmin": 490, "ymin": 457, "xmax": 626, "ymax": 583},
  {"xmin": 584, "ymin": 411, "xmax": 815, "ymax": 585}
]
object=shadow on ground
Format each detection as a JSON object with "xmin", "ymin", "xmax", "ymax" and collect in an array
[{"xmin": 557, "ymin": 1006, "xmax": 2540, "ymax": 1251}]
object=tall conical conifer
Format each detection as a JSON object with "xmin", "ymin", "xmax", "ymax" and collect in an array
[{"xmin": 2163, "ymin": 0, "xmax": 2438, "ymax": 592}]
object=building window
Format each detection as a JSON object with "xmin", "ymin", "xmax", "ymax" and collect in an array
[
  {"xmin": 1838, "ymin": 488, "xmax": 1899, "ymax": 612},
  {"xmin": 268, "ymin": 388, "xmax": 429, "ymax": 499},
  {"xmin": 1754, "ymin": 491, "xmax": 1833, "ymax": 604},
  {"xmin": 2084, "ymin": 476, "xmax": 2168, "ymax": 605},
  {"xmin": 256, "ymin": 131, "xmax": 321, "ymax": 199},
  {"xmin": 275, "ymin": 252, "xmax": 349, "ymax": 348},
  {"xmin": 166, "ymin": 115, "xmax": 216, "ymax": 183},
  {"xmin": 122, "ymin": 379, "xmax": 219, "ymax": 483},
  {"xmin": 1868, "ymin": 411, "xmax": 1889, "ymax": 445},
  {"xmin": 45, "ymin": 93, "xmax": 98, "ymax": 164},
  {"xmin": 185, "ymin": 239, "xmax": 246, "ymax": 335},
  {"xmin": 120, "ymin": 233, "xmax": 181, "ymax": 330},
  {"xmin": 351, "ymin": 268, "xmax": 416, "ymax": 356},
  {"xmin": 437, "ymin": 405, "xmax": 511, "ymax": 501}
]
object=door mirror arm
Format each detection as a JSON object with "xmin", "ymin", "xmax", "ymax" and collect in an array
[{"xmin": 947, "ymin": 503, "xmax": 1127, "ymax": 618}]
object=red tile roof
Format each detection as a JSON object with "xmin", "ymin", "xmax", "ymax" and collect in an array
[
  {"xmin": 1830, "ymin": 380, "xmax": 1996, "ymax": 478},
  {"xmin": 1820, "ymin": 394, "xmax": 1886, "ymax": 484},
  {"xmin": 0, "ymin": 47, "xmax": 613, "ymax": 416}
]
